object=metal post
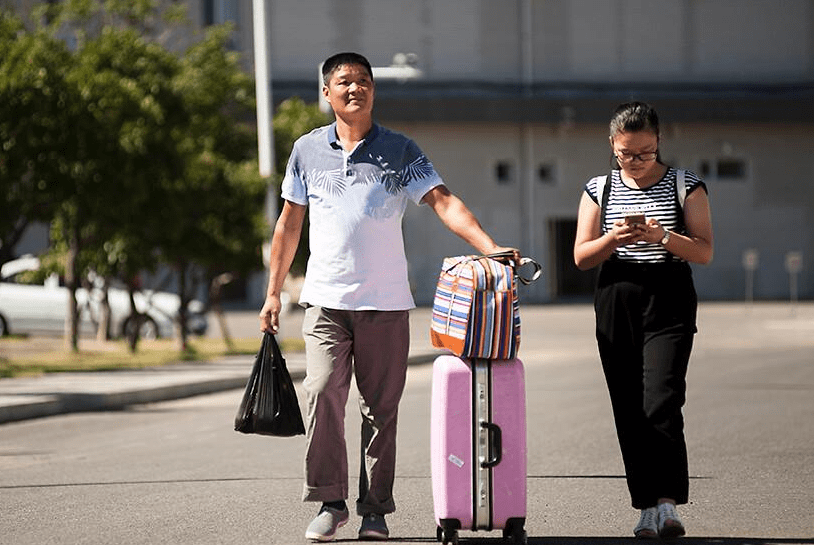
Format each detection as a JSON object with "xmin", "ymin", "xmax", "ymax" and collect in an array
[
  {"xmin": 785, "ymin": 251, "xmax": 803, "ymax": 316},
  {"xmin": 520, "ymin": 0, "xmax": 536, "ymax": 298},
  {"xmin": 252, "ymin": 0, "xmax": 274, "ymax": 180},
  {"xmin": 742, "ymin": 249, "xmax": 759, "ymax": 307},
  {"xmin": 252, "ymin": 0, "xmax": 277, "ymax": 305}
]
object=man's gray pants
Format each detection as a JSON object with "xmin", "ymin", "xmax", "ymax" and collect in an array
[{"xmin": 301, "ymin": 306, "xmax": 410, "ymax": 516}]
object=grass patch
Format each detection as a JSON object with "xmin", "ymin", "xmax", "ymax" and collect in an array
[{"xmin": 0, "ymin": 335, "xmax": 305, "ymax": 378}]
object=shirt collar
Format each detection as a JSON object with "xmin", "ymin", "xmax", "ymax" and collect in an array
[{"xmin": 327, "ymin": 122, "xmax": 380, "ymax": 150}]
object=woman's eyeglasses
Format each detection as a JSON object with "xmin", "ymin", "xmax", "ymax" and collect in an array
[{"xmin": 614, "ymin": 150, "xmax": 658, "ymax": 163}]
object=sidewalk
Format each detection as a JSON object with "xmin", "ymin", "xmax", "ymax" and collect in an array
[
  {"xmin": 0, "ymin": 307, "xmax": 440, "ymax": 425},
  {"xmin": 2, "ymin": 302, "xmax": 812, "ymax": 425}
]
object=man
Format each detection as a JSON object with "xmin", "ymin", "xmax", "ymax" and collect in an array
[{"xmin": 259, "ymin": 52, "xmax": 517, "ymax": 542}]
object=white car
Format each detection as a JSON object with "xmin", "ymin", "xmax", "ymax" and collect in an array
[{"xmin": 0, "ymin": 256, "xmax": 207, "ymax": 339}]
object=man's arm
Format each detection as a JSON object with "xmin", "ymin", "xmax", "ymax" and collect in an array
[
  {"xmin": 422, "ymin": 185, "xmax": 518, "ymax": 258},
  {"xmin": 259, "ymin": 200, "xmax": 307, "ymax": 333}
]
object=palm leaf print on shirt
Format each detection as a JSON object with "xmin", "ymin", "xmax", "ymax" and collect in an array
[
  {"xmin": 359, "ymin": 153, "xmax": 434, "ymax": 195},
  {"xmin": 402, "ymin": 155, "xmax": 435, "ymax": 183},
  {"xmin": 308, "ymin": 168, "xmax": 346, "ymax": 196}
]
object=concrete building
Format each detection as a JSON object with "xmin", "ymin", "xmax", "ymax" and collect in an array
[
  {"xmin": 255, "ymin": 0, "xmax": 814, "ymax": 303},
  {"xmin": 8, "ymin": 0, "xmax": 814, "ymax": 303}
]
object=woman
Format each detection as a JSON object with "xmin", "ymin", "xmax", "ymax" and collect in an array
[{"xmin": 574, "ymin": 102, "xmax": 713, "ymax": 538}]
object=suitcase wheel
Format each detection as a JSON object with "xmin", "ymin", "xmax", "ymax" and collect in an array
[
  {"xmin": 437, "ymin": 522, "xmax": 459, "ymax": 545},
  {"xmin": 503, "ymin": 518, "xmax": 528, "ymax": 544}
]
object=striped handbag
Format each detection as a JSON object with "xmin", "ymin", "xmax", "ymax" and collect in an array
[{"xmin": 429, "ymin": 253, "xmax": 540, "ymax": 360}]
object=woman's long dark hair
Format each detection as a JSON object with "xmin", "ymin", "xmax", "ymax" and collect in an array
[{"xmin": 608, "ymin": 102, "xmax": 663, "ymax": 169}]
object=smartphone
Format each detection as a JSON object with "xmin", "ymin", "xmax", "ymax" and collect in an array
[{"xmin": 625, "ymin": 214, "xmax": 646, "ymax": 226}]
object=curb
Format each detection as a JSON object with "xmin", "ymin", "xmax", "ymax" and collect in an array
[
  {"xmin": 0, "ymin": 377, "xmax": 250, "ymax": 425},
  {"xmin": 0, "ymin": 352, "xmax": 439, "ymax": 425}
]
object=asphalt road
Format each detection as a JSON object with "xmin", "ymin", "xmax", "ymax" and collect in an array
[{"xmin": 1, "ymin": 303, "xmax": 813, "ymax": 544}]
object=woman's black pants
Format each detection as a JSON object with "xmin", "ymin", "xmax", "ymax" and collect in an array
[{"xmin": 594, "ymin": 259, "xmax": 697, "ymax": 509}]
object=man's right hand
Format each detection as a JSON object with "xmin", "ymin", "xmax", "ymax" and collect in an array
[{"xmin": 259, "ymin": 294, "xmax": 282, "ymax": 334}]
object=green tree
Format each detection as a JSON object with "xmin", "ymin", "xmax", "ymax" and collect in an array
[
  {"xmin": 53, "ymin": 25, "xmax": 184, "ymax": 350},
  {"xmin": 0, "ymin": 11, "xmax": 76, "ymax": 267},
  {"xmin": 35, "ymin": 2, "xmax": 264, "ymax": 353},
  {"xmin": 2, "ymin": 1, "xmax": 326, "ymax": 354},
  {"xmin": 157, "ymin": 23, "xmax": 264, "ymax": 350}
]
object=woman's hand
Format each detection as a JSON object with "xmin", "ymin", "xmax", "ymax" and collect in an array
[
  {"xmin": 639, "ymin": 218, "xmax": 667, "ymax": 244},
  {"xmin": 610, "ymin": 219, "xmax": 646, "ymax": 246}
]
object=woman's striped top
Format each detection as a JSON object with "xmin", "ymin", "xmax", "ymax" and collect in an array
[{"xmin": 584, "ymin": 167, "xmax": 707, "ymax": 263}]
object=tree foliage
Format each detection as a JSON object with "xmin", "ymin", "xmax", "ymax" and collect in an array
[
  {"xmin": 0, "ymin": 2, "xmax": 328, "ymax": 351},
  {"xmin": 0, "ymin": 10, "xmax": 76, "ymax": 265},
  {"xmin": 0, "ymin": 3, "xmax": 263, "ymax": 351}
]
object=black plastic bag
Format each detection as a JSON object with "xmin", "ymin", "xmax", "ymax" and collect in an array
[{"xmin": 234, "ymin": 332, "xmax": 305, "ymax": 436}]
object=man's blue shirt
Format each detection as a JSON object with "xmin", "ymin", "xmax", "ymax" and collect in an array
[{"xmin": 282, "ymin": 122, "xmax": 444, "ymax": 310}]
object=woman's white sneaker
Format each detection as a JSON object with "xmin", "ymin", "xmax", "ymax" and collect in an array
[
  {"xmin": 657, "ymin": 502, "xmax": 686, "ymax": 539},
  {"xmin": 634, "ymin": 507, "xmax": 658, "ymax": 539}
]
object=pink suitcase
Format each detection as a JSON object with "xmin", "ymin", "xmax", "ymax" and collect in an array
[{"xmin": 431, "ymin": 354, "xmax": 527, "ymax": 545}]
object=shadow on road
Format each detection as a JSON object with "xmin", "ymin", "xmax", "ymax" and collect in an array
[
  {"xmin": 344, "ymin": 538, "xmax": 814, "ymax": 544},
  {"xmin": 524, "ymin": 538, "xmax": 814, "ymax": 545},
  {"xmin": 527, "ymin": 475, "xmax": 714, "ymax": 481}
]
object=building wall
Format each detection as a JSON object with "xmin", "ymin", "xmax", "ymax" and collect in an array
[
  {"xmin": 262, "ymin": 0, "xmax": 814, "ymax": 83},
  {"xmin": 6, "ymin": 0, "xmax": 813, "ymax": 303},
  {"xmin": 6, "ymin": 0, "xmax": 812, "ymax": 84},
  {"xmin": 393, "ymin": 120, "xmax": 814, "ymax": 303}
]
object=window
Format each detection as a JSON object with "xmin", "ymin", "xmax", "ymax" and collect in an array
[
  {"xmin": 203, "ymin": 0, "xmax": 215, "ymax": 25},
  {"xmin": 203, "ymin": 0, "xmax": 239, "ymax": 49},
  {"xmin": 537, "ymin": 163, "xmax": 556, "ymax": 185},
  {"xmin": 717, "ymin": 159, "xmax": 747, "ymax": 180},
  {"xmin": 700, "ymin": 158, "xmax": 747, "ymax": 182},
  {"xmin": 203, "ymin": 0, "xmax": 238, "ymax": 26},
  {"xmin": 495, "ymin": 161, "xmax": 514, "ymax": 184}
]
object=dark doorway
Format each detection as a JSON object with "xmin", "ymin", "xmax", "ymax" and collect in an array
[{"xmin": 549, "ymin": 218, "xmax": 596, "ymax": 300}]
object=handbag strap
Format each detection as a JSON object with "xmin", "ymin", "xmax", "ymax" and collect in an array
[{"xmin": 477, "ymin": 251, "xmax": 543, "ymax": 286}]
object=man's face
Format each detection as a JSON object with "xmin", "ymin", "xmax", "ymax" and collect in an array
[{"xmin": 323, "ymin": 63, "xmax": 375, "ymax": 120}]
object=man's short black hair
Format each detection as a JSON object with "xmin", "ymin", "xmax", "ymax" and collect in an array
[{"xmin": 322, "ymin": 52, "xmax": 373, "ymax": 85}]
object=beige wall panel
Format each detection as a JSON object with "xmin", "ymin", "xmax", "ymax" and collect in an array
[
  {"xmin": 619, "ymin": 0, "xmax": 684, "ymax": 79},
  {"xmin": 532, "ymin": 0, "xmax": 571, "ymax": 78},
  {"xmin": 427, "ymin": 1, "xmax": 481, "ymax": 78},
  {"xmin": 360, "ymin": 0, "xmax": 424, "ymax": 67},
  {"xmin": 270, "ymin": 0, "xmax": 336, "ymax": 79},
  {"xmin": 479, "ymin": 0, "xmax": 521, "ymax": 80},
  {"xmin": 568, "ymin": 0, "xmax": 619, "ymax": 78},
  {"xmin": 691, "ymin": 0, "xmax": 811, "ymax": 79}
]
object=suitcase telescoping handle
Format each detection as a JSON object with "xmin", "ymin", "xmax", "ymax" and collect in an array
[{"xmin": 480, "ymin": 421, "xmax": 502, "ymax": 468}]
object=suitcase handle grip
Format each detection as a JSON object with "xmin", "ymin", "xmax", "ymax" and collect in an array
[{"xmin": 480, "ymin": 422, "xmax": 502, "ymax": 468}]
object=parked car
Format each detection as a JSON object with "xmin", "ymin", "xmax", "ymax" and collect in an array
[{"xmin": 0, "ymin": 256, "xmax": 207, "ymax": 339}]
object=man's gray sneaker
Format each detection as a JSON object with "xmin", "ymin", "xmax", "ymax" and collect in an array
[
  {"xmin": 304, "ymin": 506, "xmax": 349, "ymax": 542},
  {"xmin": 358, "ymin": 513, "xmax": 389, "ymax": 540}
]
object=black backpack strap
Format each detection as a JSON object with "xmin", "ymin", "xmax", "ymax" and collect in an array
[
  {"xmin": 674, "ymin": 168, "xmax": 687, "ymax": 233},
  {"xmin": 598, "ymin": 171, "xmax": 614, "ymax": 233}
]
